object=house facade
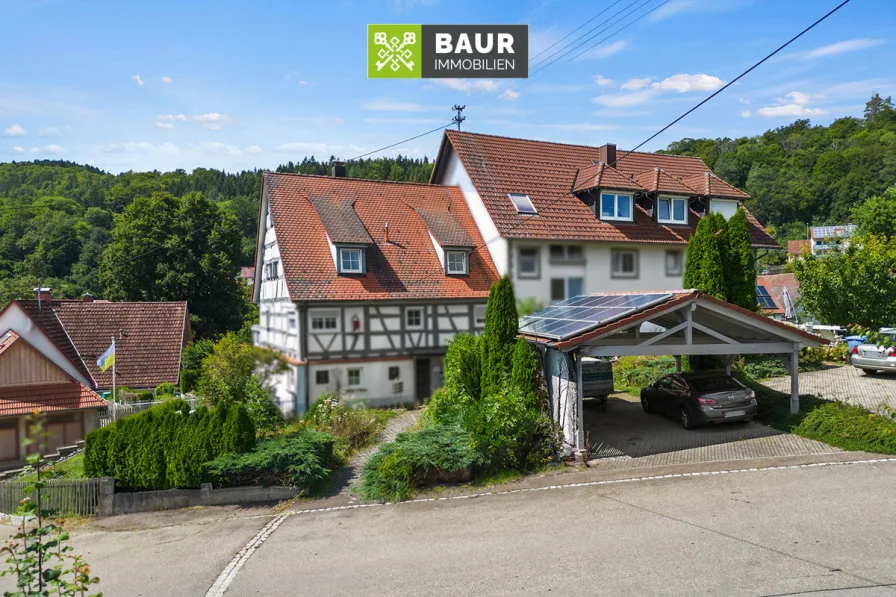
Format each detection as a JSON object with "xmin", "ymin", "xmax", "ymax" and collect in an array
[
  {"xmin": 252, "ymin": 171, "xmax": 499, "ymax": 415},
  {"xmin": 430, "ymin": 131, "xmax": 779, "ymax": 307}
]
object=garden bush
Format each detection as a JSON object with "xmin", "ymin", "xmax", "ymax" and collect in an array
[
  {"xmin": 359, "ymin": 422, "xmax": 481, "ymax": 502},
  {"xmin": 303, "ymin": 394, "xmax": 396, "ymax": 462},
  {"xmin": 83, "ymin": 399, "xmax": 255, "ymax": 491},
  {"xmin": 203, "ymin": 430, "xmax": 336, "ymax": 493},
  {"xmin": 443, "ymin": 334, "xmax": 481, "ymax": 400},
  {"xmin": 510, "ymin": 338, "xmax": 539, "ymax": 396},
  {"xmin": 613, "ymin": 356, "xmax": 677, "ymax": 392}
]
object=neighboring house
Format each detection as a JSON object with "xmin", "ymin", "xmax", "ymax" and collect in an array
[
  {"xmin": 810, "ymin": 224, "xmax": 856, "ymax": 256},
  {"xmin": 240, "ymin": 266, "xmax": 256, "ymax": 287},
  {"xmin": 429, "ymin": 130, "xmax": 779, "ymax": 306},
  {"xmin": 252, "ymin": 170, "xmax": 500, "ymax": 414},
  {"xmin": 757, "ymin": 273, "xmax": 802, "ymax": 321},
  {"xmin": 0, "ymin": 290, "xmax": 191, "ymax": 393},
  {"xmin": 787, "ymin": 239, "xmax": 810, "ymax": 260},
  {"xmin": 0, "ymin": 330, "xmax": 106, "ymax": 466}
]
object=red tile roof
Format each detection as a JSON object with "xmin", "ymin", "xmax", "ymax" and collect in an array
[
  {"xmin": 680, "ymin": 171, "xmax": 751, "ymax": 199},
  {"xmin": 788, "ymin": 239, "xmax": 810, "ymax": 255},
  {"xmin": 14, "ymin": 300, "xmax": 189, "ymax": 390},
  {"xmin": 0, "ymin": 330, "xmax": 18, "ymax": 357},
  {"xmin": 757, "ymin": 273, "xmax": 800, "ymax": 312},
  {"xmin": 240, "ymin": 267, "xmax": 255, "ymax": 280},
  {"xmin": 634, "ymin": 168, "xmax": 698, "ymax": 195},
  {"xmin": 0, "ymin": 382, "xmax": 106, "ymax": 417},
  {"xmin": 572, "ymin": 162, "xmax": 645, "ymax": 193},
  {"xmin": 263, "ymin": 173, "xmax": 499, "ymax": 302},
  {"xmin": 434, "ymin": 130, "xmax": 777, "ymax": 248}
]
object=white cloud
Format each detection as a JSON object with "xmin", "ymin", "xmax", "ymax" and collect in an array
[
  {"xmin": 592, "ymin": 89, "xmax": 655, "ymax": 108},
  {"xmin": 804, "ymin": 38, "xmax": 884, "ymax": 59},
  {"xmin": 621, "ymin": 77, "xmax": 652, "ymax": 90},
  {"xmin": 431, "ymin": 79, "xmax": 499, "ymax": 93},
  {"xmin": 362, "ymin": 100, "xmax": 436, "ymax": 112},
  {"xmin": 741, "ymin": 110, "xmax": 751, "ymax": 118},
  {"xmin": 199, "ymin": 141, "xmax": 241, "ymax": 155},
  {"xmin": 593, "ymin": 75, "xmax": 615, "ymax": 87},
  {"xmin": 131, "ymin": 75, "xmax": 144, "ymax": 87},
  {"xmin": 155, "ymin": 122, "xmax": 176, "ymax": 130},
  {"xmin": 297, "ymin": 80, "xmax": 308, "ymax": 86},
  {"xmin": 651, "ymin": 73, "xmax": 724, "ymax": 93},
  {"xmin": 161, "ymin": 76, "xmax": 173, "ymax": 84},
  {"xmin": 154, "ymin": 113, "xmax": 229, "ymax": 130},
  {"xmin": 38, "ymin": 126, "xmax": 70, "ymax": 137},
  {"xmin": 527, "ymin": 83, "xmax": 590, "ymax": 93},
  {"xmin": 157, "ymin": 114, "xmax": 188, "ymax": 122},
  {"xmin": 756, "ymin": 91, "xmax": 827, "ymax": 117},
  {"xmin": 648, "ymin": 0, "xmax": 750, "ymax": 22},
  {"xmin": 578, "ymin": 40, "xmax": 628, "ymax": 60},
  {"xmin": 244, "ymin": 145, "xmax": 264, "ymax": 155},
  {"xmin": 498, "ymin": 89, "xmax": 520, "ymax": 101},
  {"xmin": 29, "ymin": 144, "xmax": 66, "ymax": 155},
  {"xmin": 11, "ymin": 146, "xmax": 23, "ymax": 154},
  {"xmin": 3, "ymin": 124, "xmax": 26, "ymax": 137},
  {"xmin": 100, "ymin": 142, "xmax": 180, "ymax": 154}
]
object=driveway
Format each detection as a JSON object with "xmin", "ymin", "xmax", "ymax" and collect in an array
[
  {"xmin": 583, "ymin": 397, "xmax": 841, "ymax": 469},
  {"xmin": 762, "ymin": 365, "xmax": 896, "ymax": 412}
]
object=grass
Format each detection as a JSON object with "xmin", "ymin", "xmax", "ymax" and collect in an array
[
  {"xmin": 750, "ymin": 383, "xmax": 896, "ymax": 455},
  {"xmin": 17, "ymin": 453, "xmax": 85, "ymax": 482}
]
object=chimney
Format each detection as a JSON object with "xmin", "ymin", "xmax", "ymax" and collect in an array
[
  {"xmin": 33, "ymin": 287, "xmax": 51, "ymax": 302},
  {"xmin": 599, "ymin": 143, "xmax": 616, "ymax": 166},
  {"xmin": 82, "ymin": 292, "xmax": 94, "ymax": 303},
  {"xmin": 384, "ymin": 223, "xmax": 390, "ymax": 244},
  {"xmin": 331, "ymin": 160, "xmax": 346, "ymax": 178}
]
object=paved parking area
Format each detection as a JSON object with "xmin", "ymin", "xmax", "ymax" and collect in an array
[
  {"xmin": 584, "ymin": 396, "xmax": 842, "ymax": 469},
  {"xmin": 762, "ymin": 365, "xmax": 896, "ymax": 412}
]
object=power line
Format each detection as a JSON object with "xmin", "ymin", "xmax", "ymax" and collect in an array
[
  {"xmin": 527, "ymin": 0, "xmax": 625, "ymax": 65},
  {"xmin": 347, "ymin": 123, "xmax": 455, "ymax": 161}
]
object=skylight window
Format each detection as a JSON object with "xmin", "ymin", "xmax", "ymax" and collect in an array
[{"xmin": 509, "ymin": 193, "xmax": 537, "ymax": 215}]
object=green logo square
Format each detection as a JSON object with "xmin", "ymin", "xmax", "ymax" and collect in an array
[{"xmin": 368, "ymin": 24, "xmax": 422, "ymax": 78}]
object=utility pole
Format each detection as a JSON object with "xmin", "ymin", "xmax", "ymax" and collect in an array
[{"xmin": 451, "ymin": 104, "xmax": 466, "ymax": 131}]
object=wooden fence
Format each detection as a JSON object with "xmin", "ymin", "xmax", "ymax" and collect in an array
[
  {"xmin": 0, "ymin": 477, "xmax": 101, "ymax": 517},
  {"xmin": 98, "ymin": 398, "xmax": 200, "ymax": 427}
]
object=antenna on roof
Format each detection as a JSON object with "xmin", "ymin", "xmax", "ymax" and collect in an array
[{"xmin": 451, "ymin": 105, "xmax": 466, "ymax": 131}]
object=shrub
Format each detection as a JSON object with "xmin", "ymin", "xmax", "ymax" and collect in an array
[
  {"xmin": 481, "ymin": 276, "xmax": 519, "ymax": 397},
  {"xmin": 304, "ymin": 395, "xmax": 394, "ymax": 461},
  {"xmin": 796, "ymin": 401, "xmax": 896, "ymax": 454},
  {"xmin": 443, "ymin": 333, "xmax": 481, "ymax": 400},
  {"xmin": 180, "ymin": 338, "xmax": 214, "ymax": 392},
  {"xmin": 154, "ymin": 382, "xmax": 177, "ymax": 398},
  {"xmin": 203, "ymin": 430, "xmax": 336, "ymax": 492},
  {"xmin": 83, "ymin": 399, "xmax": 255, "ymax": 491},
  {"xmin": 613, "ymin": 356, "xmax": 677, "ymax": 391},
  {"xmin": 359, "ymin": 422, "xmax": 481, "ymax": 502},
  {"xmin": 115, "ymin": 386, "xmax": 154, "ymax": 402},
  {"xmin": 510, "ymin": 338, "xmax": 540, "ymax": 396}
]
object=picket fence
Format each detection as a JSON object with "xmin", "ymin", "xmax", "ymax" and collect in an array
[
  {"xmin": 0, "ymin": 477, "xmax": 102, "ymax": 517},
  {"xmin": 98, "ymin": 398, "xmax": 200, "ymax": 427}
]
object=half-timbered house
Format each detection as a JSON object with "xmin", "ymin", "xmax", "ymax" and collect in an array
[{"xmin": 252, "ymin": 169, "xmax": 500, "ymax": 415}]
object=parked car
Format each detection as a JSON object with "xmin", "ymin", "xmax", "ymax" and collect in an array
[
  {"xmin": 640, "ymin": 371, "xmax": 758, "ymax": 430},
  {"xmin": 850, "ymin": 328, "xmax": 896, "ymax": 375}
]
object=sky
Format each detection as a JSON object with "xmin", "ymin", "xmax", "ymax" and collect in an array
[{"xmin": 0, "ymin": 0, "xmax": 894, "ymax": 174}]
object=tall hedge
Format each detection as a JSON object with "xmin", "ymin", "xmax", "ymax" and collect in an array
[
  {"xmin": 684, "ymin": 214, "xmax": 727, "ymax": 300},
  {"xmin": 480, "ymin": 276, "xmax": 519, "ymax": 397},
  {"xmin": 510, "ymin": 338, "xmax": 539, "ymax": 396},
  {"xmin": 444, "ymin": 333, "xmax": 482, "ymax": 399},
  {"xmin": 83, "ymin": 399, "xmax": 255, "ymax": 491},
  {"xmin": 725, "ymin": 208, "xmax": 757, "ymax": 310}
]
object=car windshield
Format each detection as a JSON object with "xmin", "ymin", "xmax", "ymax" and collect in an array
[{"xmin": 689, "ymin": 376, "xmax": 741, "ymax": 392}]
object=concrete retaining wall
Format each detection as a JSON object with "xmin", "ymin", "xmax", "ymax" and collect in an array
[{"xmin": 97, "ymin": 479, "xmax": 298, "ymax": 516}]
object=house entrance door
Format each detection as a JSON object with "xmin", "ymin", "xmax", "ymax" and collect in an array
[{"xmin": 415, "ymin": 357, "xmax": 430, "ymax": 402}]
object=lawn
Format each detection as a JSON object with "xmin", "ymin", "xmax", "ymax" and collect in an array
[{"xmin": 17, "ymin": 452, "xmax": 86, "ymax": 482}]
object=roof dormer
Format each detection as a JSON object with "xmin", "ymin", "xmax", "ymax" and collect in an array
[
  {"xmin": 416, "ymin": 207, "xmax": 475, "ymax": 276},
  {"xmin": 311, "ymin": 197, "xmax": 373, "ymax": 275}
]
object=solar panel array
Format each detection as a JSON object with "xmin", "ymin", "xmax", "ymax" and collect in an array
[
  {"xmin": 756, "ymin": 285, "xmax": 776, "ymax": 310},
  {"xmin": 519, "ymin": 293, "xmax": 673, "ymax": 341}
]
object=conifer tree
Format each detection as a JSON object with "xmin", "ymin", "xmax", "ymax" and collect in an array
[
  {"xmin": 725, "ymin": 208, "xmax": 758, "ymax": 310},
  {"xmin": 481, "ymin": 276, "xmax": 519, "ymax": 397}
]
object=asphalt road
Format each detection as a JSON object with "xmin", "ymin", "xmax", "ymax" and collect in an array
[{"xmin": 3, "ymin": 459, "xmax": 895, "ymax": 596}]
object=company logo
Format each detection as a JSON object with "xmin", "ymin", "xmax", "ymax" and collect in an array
[{"xmin": 368, "ymin": 25, "xmax": 528, "ymax": 79}]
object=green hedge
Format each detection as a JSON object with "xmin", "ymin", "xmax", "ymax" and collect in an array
[
  {"xmin": 84, "ymin": 400, "xmax": 255, "ymax": 491},
  {"xmin": 203, "ymin": 430, "xmax": 336, "ymax": 493}
]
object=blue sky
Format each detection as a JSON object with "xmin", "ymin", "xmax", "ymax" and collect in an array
[{"xmin": 1, "ymin": 0, "xmax": 893, "ymax": 173}]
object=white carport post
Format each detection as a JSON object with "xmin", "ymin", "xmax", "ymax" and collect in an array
[
  {"xmin": 575, "ymin": 350, "xmax": 585, "ymax": 452},
  {"xmin": 780, "ymin": 344, "xmax": 801, "ymax": 415}
]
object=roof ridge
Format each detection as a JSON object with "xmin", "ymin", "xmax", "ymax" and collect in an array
[{"xmin": 263, "ymin": 170, "xmax": 460, "ymax": 190}]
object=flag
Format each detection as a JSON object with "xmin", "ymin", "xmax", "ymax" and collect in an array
[{"xmin": 97, "ymin": 342, "xmax": 115, "ymax": 372}]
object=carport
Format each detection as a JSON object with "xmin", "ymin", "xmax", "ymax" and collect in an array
[{"xmin": 520, "ymin": 291, "xmax": 826, "ymax": 456}]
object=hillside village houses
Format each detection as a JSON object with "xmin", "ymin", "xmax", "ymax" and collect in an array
[{"xmin": 253, "ymin": 131, "xmax": 779, "ymax": 414}]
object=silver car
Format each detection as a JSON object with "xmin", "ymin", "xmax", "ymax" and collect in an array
[{"xmin": 851, "ymin": 327, "xmax": 896, "ymax": 375}]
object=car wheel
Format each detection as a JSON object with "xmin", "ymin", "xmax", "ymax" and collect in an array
[
  {"xmin": 679, "ymin": 407, "xmax": 697, "ymax": 430},
  {"xmin": 640, "ymin": 393, "xmax": 652, "ymax": 413},
  {"xmin": 863, "ymin": 368, "xmax": 879, "ymax": 376}
]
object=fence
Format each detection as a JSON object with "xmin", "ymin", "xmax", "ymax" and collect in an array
[
  {"xmin": 98, "ymin": 398, "xmax": 200, "ymax": 427},
  {"xmin": 0, "ymin": 477, "xmax": 102, "ymax": 517}
]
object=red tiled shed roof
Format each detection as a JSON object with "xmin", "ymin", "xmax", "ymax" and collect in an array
[
  {"xmin": 433, "ymin": 130, "xmax": 777, "ymax": 248},
  {"xmin": 263, "ymin": 173, "xmax": 499, "ymax": 302},
  {"xmin": 572, "ymin": 162, "xmax": 645, "ymax": 193},
  {"xmin": 0, "ymin": 382, "xmax": 106, "ymax": 417},
  {"xmin": 680, "ymin": 171, "xmax": 751, "ymax": 199}
]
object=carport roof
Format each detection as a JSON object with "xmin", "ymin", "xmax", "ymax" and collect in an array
[{"xmin": 522, "ymin": 291, "xmax": 826, "ymax": 353}]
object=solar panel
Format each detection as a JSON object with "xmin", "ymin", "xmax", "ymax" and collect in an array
[
  {"xmin": 756, "ymin": 285, "xmax": 777, "ymax": 310},
  {"xmin": 519, "ymin": 292, "xmax": 673, "ymax": 340}
]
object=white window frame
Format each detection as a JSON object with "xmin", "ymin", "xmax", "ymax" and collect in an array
[
  {"xmin": 600, "ymin": 192, "xmax": 634, "ymax": 222},
  {"xmin": 338, "ymin": 248, "xmax": 363, "ymax": 274},
  {"xmin": 611, "ymin": 249, "xmax": 639, "ymax": 279},
  {"xmin": 657, "ymin": 196, "xmax": 688, "ymax": 225},
  {"xmin": 446, "ymin": 250, "xmax": 468, "ymax": 275},
  {"xmin": 474, "ymin": 305, "xmax": 486, "ymax": 327},
  {"xmin": 665, "ymin": 249, "xmax": 684, "ymax": 276},
  {"xmin": 509, "ymin": 193, "xmax": 537, "ymax": 215},
  {"xmin": 310, "ymin": 310, "xmax": 339, "ymax": 332},
  {"xmin": 518, "ymin": 247, "xmax": 540, "ymax": 279},
  {"xmin": 406, "ymin": 307, "xmax": 424, "ymax": 329},
  {"xmin": 710, "ymin": 199, "xmax": 739, "ymax": 221},
  {"xmin": 347, "ymin": 367, "xmax": 362, "ymax": 388}
]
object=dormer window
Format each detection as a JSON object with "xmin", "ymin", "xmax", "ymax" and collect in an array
[
  {"xmin": 338, "ymin": 247, "xmax": 365, "ymax": 274},
  {"xmin": 446, "ymin": 250, "xmax": 468, "ymax": 275},
  {"xmin": 709, "ymin": 199, "xmax": 739, "ymax": 221},
  {"xmin": 600, "ymin": 192, "xmax": 633, "ymax": 222},
  {"xmin": 510, "ymin": 193, "xmax": 537, "ymax": 215},
  {"xmin": 657, "ymin": 196, "xmax": 688, "ymax": 225}
]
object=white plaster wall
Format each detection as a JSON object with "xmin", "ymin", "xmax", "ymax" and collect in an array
[
  {"xmin": 510, "ymin": 240, "xmax": 686, "ymax": 306},
  {"xmin": 308, "ymin": 360, "xmax": 414, "ymax": 406},
  {"xmin": 267, "ymin": 364, "xmax": 297, "ymax": 416},
  {"xmin": 256, "ymin": 300, "xmax": 300, "ymax": 358},
  {"xmin": 437, "ymin": 146, "xmax": 509, "ymax": 275}
]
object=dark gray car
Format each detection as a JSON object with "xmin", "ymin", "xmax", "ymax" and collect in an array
[{"xmin": 640, "ymin": 371, "xmax": 758, "ymax": 430}]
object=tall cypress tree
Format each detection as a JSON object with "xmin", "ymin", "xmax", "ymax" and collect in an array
[
  {"xmin": 685, "ymin": 215, "xmax": 727, "ymax": 299},
  {"xmin": 725, "ymin": 208, "xmax": 757, "ymax": 310},
  {"xmin": 481, "ymin": 276, "xmax": 519, "ymax": 397}
]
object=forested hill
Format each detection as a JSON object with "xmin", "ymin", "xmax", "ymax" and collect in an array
[
  {"xmin": 0, "ymin": 155, "xmax": 433, "ymax": 305},
  {"xmin": 659, "ymin": 93, "xmax": 896, "ymax": 241}
]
